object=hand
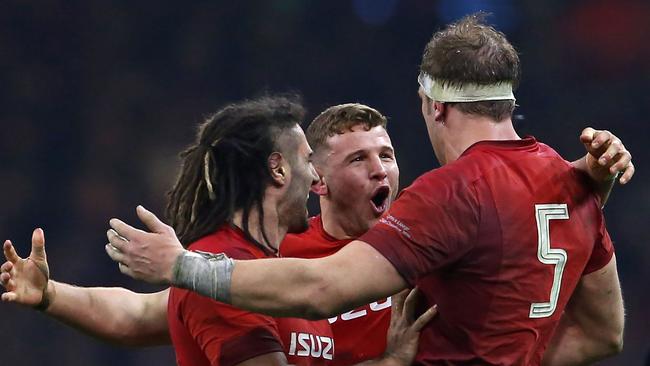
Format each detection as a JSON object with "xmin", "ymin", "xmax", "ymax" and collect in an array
[
  {"xmin": 105, "ymin": 205, "xmax": 185, "ymax": 284},
  {"xmin": 1, "ymin": 228, "xmax": 50, "ymax": 308},
  {"xmin": 580, "ymin": 128, "xmax": 634, "ymax": 184},
  {"xmin": 382, "ymin": 288, "xmax": 438, "ymax": 366}
]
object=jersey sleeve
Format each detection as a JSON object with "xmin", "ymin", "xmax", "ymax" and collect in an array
[
  {"xmin": 178, "ymin": 290, "xmax": 284, "ymax": 366},
  {"xmin": 359, "ymin": 169, "xmax": 480, "ymax": 285},
  {"xmin": 583, "ymin": 213, "xmax": 615, "ymax": 274}
]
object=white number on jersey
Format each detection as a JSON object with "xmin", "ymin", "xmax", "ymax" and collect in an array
[
  {"xmin": 529, "ymin": 204, "xmax": 569, "ymax": 318},
  {"xmin": 328, "ymin": 297, "xmax": 391, "ymax": 324}
]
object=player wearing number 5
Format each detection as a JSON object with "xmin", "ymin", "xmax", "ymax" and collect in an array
[{"xmin": 105, "ymin": 15, "xmax": 627, "ymax": 365}]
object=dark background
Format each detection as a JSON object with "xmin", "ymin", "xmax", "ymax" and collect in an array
[{"xmin": 1, "ymin": 1, "xmax": 648, "ymax": 365}]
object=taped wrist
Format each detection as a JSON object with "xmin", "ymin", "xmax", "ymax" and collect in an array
[{"xmin": 171, "ymin": 250, "xmax": 234, "ymax": 303}]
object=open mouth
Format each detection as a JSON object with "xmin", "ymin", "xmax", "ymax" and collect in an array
[{"xmin": 370, "ymin": 186, "xmax": 390, "ymax": 214}]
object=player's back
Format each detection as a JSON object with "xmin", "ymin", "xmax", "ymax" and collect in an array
[
  {"xmin": 362, "ymin": 137, "xmax": 613, "ymax": 365},
  {"xmin": 416, "ymin": 138, "xmax": 612, "ymax": 365}
]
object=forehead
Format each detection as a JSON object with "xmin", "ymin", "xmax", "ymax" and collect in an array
[
  {"xmin": 324, "ymin": 125, "xmax": 392, "ymax": 156},
  {"xmin": 285, "ymin": 124, "xmax": 312, "ymax": 155}
]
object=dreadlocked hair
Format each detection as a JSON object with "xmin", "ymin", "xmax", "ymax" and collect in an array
[{"xmin": 166, "ymin": 95, "xmax": 305, "ymax": 249}]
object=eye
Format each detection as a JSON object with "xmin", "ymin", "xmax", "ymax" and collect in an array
[
  {"xmin": 350, "ymin": 156, "xmax": 363, "ymax": 163},
  {"xmin": 380, "ymin": 152, "xmax": 394, "ymax": 160}
]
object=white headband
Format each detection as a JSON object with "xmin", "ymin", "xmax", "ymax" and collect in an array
[{"xmin": 417, "ymin": 72, "xmax": 515, "ymax": 103}]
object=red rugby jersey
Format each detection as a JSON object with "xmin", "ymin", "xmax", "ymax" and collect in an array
[
  {"xmin": 360, "ymin": 137, "xmax": 614, "ymax": 366},
  {"xmin": 168, "ymin": 225, "xmax": 333, "ymax": 366},
  {"xmin": 282, "ymin": 216, "xmax": 392, "ymax": 366}
]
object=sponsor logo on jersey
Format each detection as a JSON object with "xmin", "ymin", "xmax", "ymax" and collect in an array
[
  {"xmin": 288, "ymin": 332, "xmax": 334, "ymax": 360},
  {"xmin": 380, "ymin": 215, "xmax": 412, "ymax": 238}
]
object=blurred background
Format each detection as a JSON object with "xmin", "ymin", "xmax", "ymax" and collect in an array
[{"xmin": 1, "ymin": 0, "xmax": 648, "ymax": 364}]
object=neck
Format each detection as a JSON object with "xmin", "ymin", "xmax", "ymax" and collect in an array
[
  {"xmin": 232, "ymin": 202, "xmax": 287, "ymax": 251},
  {"xmin": 441, "ymin": 110, "xmax": 520, "ymax": 164},
  {"xmin": 319, "ymin": 198, "xmax": 369, "ymax": 240}
]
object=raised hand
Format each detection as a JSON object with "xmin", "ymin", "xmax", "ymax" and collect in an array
[
  {"xmin": 580, "ymin": 128, "xmax": 634, "ymax": 184},
  {"xmin": 382, "ymin": 288, "xmax": 438, "ymax": 365},
  {"xmin": 105, "ymin": 205, "xmax": 185, "ymax": 284},
  {"xmin": 1, "ymin": 228, "xmax": 50, "ymax": 308}
]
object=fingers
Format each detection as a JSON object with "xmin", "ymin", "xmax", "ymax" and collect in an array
[
  {"xmin": 391, "ymin": 289, "xmax": 409, "ymax": 315},
  {"xmin": 411, "ymin": 304, "xmax": 438, "ymax": 331},
  {"xmin": 597, "ymin": 138, "xmax": 623, "ymax": 166},
  {"xmin": 1, "ymin": 262, "xmax": 15, "ymax": 289},
  {"xmin": 136, "ymin": 205, "xmax": 172, "ymax": 234},
  {"xmin": 1, "ymin": 271, "xmax": 12, "ymax": 287},
  {"xmin": 30, "ymin": 228, "xmax": 46, "ymax": 261},
  {"xmin": 619, "ymin": 162, "xmax": 634, "ymax": 185},
  {"xmin": 402, "ymin": 288, "xmax": 420, "ymax": 319},
  {"xmin": 607, "ymin": 150, "xmax": 631, "ymax": 174},
  {"xmin": 3, "ymin": 240, "xmax": 20, "ymax": 263},
  {"xmin": 107, "ymin": 229, "xmax": 130, "ymax": 253},
  {"xmin": 590, "ymin": 129, "xmax": 612, "ymax": 150},
  {"xmin": 1, "ymin": 292, "xmax": 18, "ymax": 302},
  {"xmin": 118, "ymin": 262, "xmax": 137, "ymax": 279},
  {"xmin": 580, "ymin": 127, "xmax": 596, "ymax": 144},
  {"xmin": 105, "ymin": 243, "xmax": 128, "ymax": 265},
  {"xmin": 1, "ymin": 277, "xmax": 16, "ymax": 290},
  {"xmin": 1, "ymin": 261, "xmax": 13, "ymax": 273},
  {"xmin": 1, "ymin": 269, "xmax": 16, "ymax": 290},
  {"xmin": 109, "ymin": 218, "xmax": 144, "ymax": 242}
]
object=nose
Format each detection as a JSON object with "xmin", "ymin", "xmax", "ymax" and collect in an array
[
  {"xmin": 309, "ymin": 163, "xmax": 319, "ymax": 185},
  {"xmin": 369, "ymin": 156, "xmax": 388, "ymax": 181}
]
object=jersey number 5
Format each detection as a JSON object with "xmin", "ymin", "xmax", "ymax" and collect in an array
[{"xmin": 529, "ymin": 204, "xmax": 569, "ymax": 319}]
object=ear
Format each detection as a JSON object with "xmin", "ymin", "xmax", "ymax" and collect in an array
[
  {"xmin": 433, "ymin": 101, "xmax": 446, "ymax": 123},
  {"xmin": 268, "ymin": 152, "xmax": 288, "ymax": 186},
  {"xmin": 310, "ymin": 171, "xmax": 328, "ymax": 196}
]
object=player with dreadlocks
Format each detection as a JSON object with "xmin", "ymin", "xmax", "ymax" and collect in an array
[
  {"xmin": 137, "ymin": 95, "xmax": 329, "ymax": 365},
  {"xmin": 1, "ymin": 95, "xmax": 437, "ymax": 366}
]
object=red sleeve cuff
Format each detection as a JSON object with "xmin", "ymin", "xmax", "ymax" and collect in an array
[
  {"xmin": 218, "ymin": 326, "xmax": 284, "ymax": 366},
  {"xmin": 360, "ymin": 227, "xmax": 415, "ymax": 287},
  {"xmin": 583, "ymin": 244, "xmax": 615, "ymax": 275}
]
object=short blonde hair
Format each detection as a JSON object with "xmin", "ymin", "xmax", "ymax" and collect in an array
[{"xmin": 306, "ymin": 103, "xmax": 387, "ymax": 154}]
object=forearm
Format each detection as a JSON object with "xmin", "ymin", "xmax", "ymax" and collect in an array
[
  {"xmin": 171, "ymin": 242, "xmax": 405, "ymax": 319},
  {"xmin": 229, "ymin": 257, "xmax": 366, "ymax": 319},
  {"xmin": 544, "ymin": 258, "xmax": 624, "ymax": 365},
  {"xmin": 45, "ymin": 281, "xmax": 170, "ymax": 346},
  {"xmin": 172, "ymin": 251, "xmax": 333, "ymax": 318},
  {"xmin": 542, "ymin": 315, "xmax": 613, "ymax": 366}
]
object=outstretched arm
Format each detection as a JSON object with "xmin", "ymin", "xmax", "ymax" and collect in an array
[
  {"xmin": 570, "ymin": 128, "xmax": 634, "ymax": 206},
  {"xmin": 542, "ymin": 255, "xmax": 624, "ymax": 365},
  {"xmin": 1, "ymin": 229, "xmax": 170, "ymax": 347},
  {"xmin": 105, "ymin": 207, "xmax": 407, "ymax": 319}
]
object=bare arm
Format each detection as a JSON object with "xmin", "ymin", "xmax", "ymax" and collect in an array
[
  {"xmin": 45, "ymin": 284, "xmax": 170, "ymax": 346},
  {"xmin": 104, "ymin": 211, "xmax": 407, "ymax": 319},
  {"xmin": 542, "ymin": 255, "xmax": 624, "ymax": 365},
  {"xmin": 1, "ymin": 229, "xmax": 170, "ymax": 347},
  {"xmin": 230, "ymin": 241, "xmax": 407, "ymax": 319}
]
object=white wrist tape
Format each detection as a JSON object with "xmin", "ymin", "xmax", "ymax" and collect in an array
[{"xmin": 172, "ymin": 250, "xmax": 234, "ymax": 303}]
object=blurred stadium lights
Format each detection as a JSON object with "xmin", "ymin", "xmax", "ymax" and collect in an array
[
  {"xmin": 352, "ymin": 0, "xmax": 399, "ymax": 25},
  {"xmin": 435, "ymin": 0, "xmax": 518, "ymax": 33}
]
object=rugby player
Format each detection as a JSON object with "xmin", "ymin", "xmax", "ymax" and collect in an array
[{"xmin": 102, "ymin": 15, "xmax": 631, "ymax": 365}]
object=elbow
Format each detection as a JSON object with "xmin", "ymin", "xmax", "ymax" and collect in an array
[
  {"xmin": 605, "ymin": 317, "xmax": 625, "ymax": 355},
  {"xmin": 603, "ymin": 331, "xmax": 624, "ymax": 356}
]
